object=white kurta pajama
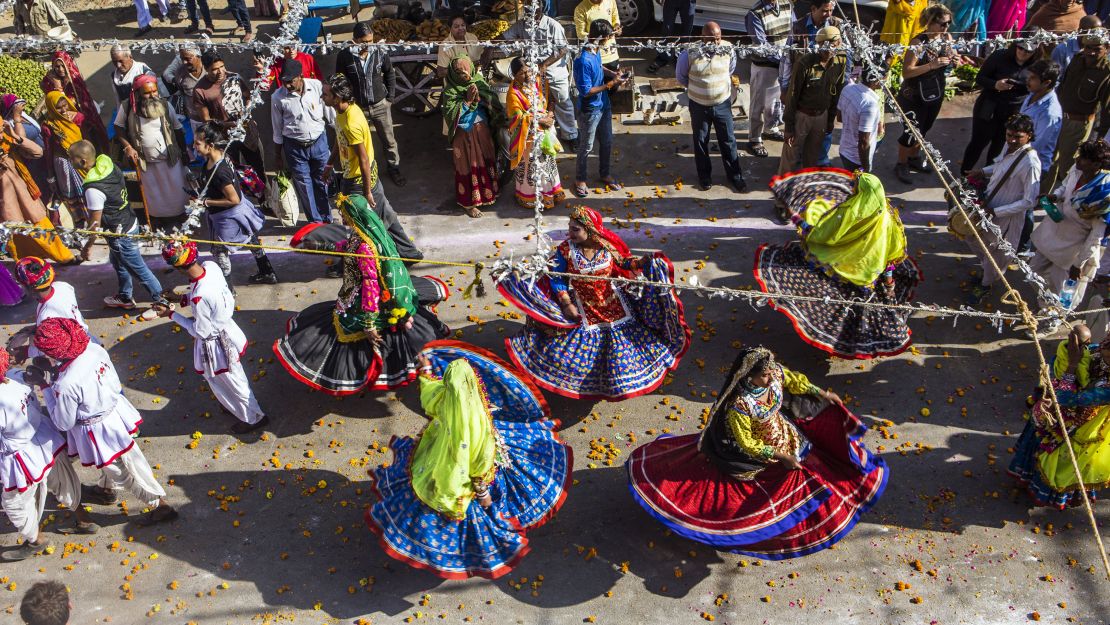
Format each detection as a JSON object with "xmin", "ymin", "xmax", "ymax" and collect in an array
[
  {"xmin": 26, "ymin": 282, "xmax": 100, "ymax": 359},
  {"xmin": 171, "ymin": 262, "xmax": 264, "ymax": 425},
  {"xmin": 1, "ymin": 372, "xmax": 80, "ymax": 542},
  {"xmin": 1030, "ymin": 166, "xmax": 1109, "ymax": 309},
  {"xmin": 968, "ymin": 145, "xmax": 1040, "ymax": 287},
  {"xmin": 44, "ymin": 344, "xmax": 165, "ymax": 507}
]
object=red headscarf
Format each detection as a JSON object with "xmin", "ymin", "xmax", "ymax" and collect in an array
[
  {"xmin": 130, "ymin": 74, "xmax": 158, "ymax": 113},
  {"xmin": 42, "ymin": 51, "xmax": 110, "ymax": 154},
  {"xmin": 34, "ymin": 317, "xmax": 89, "ymax": 362},
  {"xmin": 0, "ymin": 346, "xmax": 10, "ymax": 382},
  {"xmin": 569, "ymin": 205, "xmax": 633, "ymax": 279}
]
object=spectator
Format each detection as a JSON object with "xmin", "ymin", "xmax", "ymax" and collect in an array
[
  {"xmin": 19, "ymin": 580, "xmax": 70, "ymax": 625},
  {"xmin": 337, "ymin": 21, "xmax": 406, "ymax": 186},
  {"xmin": 501, "ymin": 2, "xmax": 578, "ymax": 149},
  {"xmin": 782, "ymin": 0, "xmax": 843, "ymax": 166},
  {"xmin": 987, "ymin": 0, "xmax": 1028, "ymax": 35},
  {"xmin": 1019, "ymin": 59, "xmax": 1063, "ymax": 252},
  {"xmin": 1052, "ymin": 15, "xmax": 1102, "ymax": 75},
  {"xmin": 881, "ymin": 0, "xmax": 926, "ymax": 46},
  {"xmin": 182, "ymin": 0, "xmax": 213, "ymax": 35},
  {"xmin": 227, "ymin": 0, "xmax": 254, "ymax": 42},
  {"xmin": 677, "ymin": 22, "xmax": 746, "ymax": 192},
  {"xmin": 132, "ymin": 0, "xmax": 167, "ymax": 36},
  {"xmin": 194, "ymin": 51, "xmax": 266, "ymax": 185},
  {"xmin": 267, "ymin": 45, "xmax": 321, "ymax": 89},
  {"xmin": 963, "ymin": 114, "xmax": 1041, "ymax": 305},
  {"xmin": 573, "ymin": 19, "xmax": 627, "ymax": 198},
  {"xmin": 67, "ymin": 140, "xmax": 168, "ymax": 309},
  {"xmin": 778, "ymin": 26, "xmax": 847, "ymax": 176},
  {"xmin": 647, "ymin": 0, "xmax": 696, "ymax": 74},
  {"xmin": 164, "ymin": 44, "xmax": 206, "ymax": 138},
  {"xmin": 959, "ymin": 38, "xmax": 1037, "ymax": 175},
  {"xmin": 41, "ymin": 51, "xmax": 109, "ymax": 154},
  {"xmin": 574, "ymin": 0, "xmax": 621, "ymax": 71},
  {"xmin": 1, "ymin": 95, "xmax": 50, "ymax": 210},
  {"xmin": 1086, "ymin": 0, "xmax": 1110, "ymax": 21},
  {"xmin": 1028, "ymin": 0, "xmax": 1087, "ymax": 33},
  {"xmin": 40, "ymin": 92, "xmax": 87, "ymax": 227},
  {"xmin": 271, "ymin": 59, "xmax": 332, "ymax": 224},
  {"xmin": 744, "ymin": 0, "xmax": 792, "ymax": 157},
  {"xmin": 13, "ymin": 0, "xmax": 69, "ymax": 38},
  {"xmin": 108, "ymin": 46, "xmax": 163, "ymax": 128},
  {"xmin": 893, "ymin": 4, "xmax": 957, "ymax": 184},
  {"xmin": 437, "ymin": 15, "xmax": 483, "ymax": 78},
  {"xmin": 947, "ymin": 0, "xmax": 988, "ymax": 40},
  {"xmin": 506, "ymin": 56, "xmax": 565, "ymax": 209},
  {"xmin": 0, "ymin": 116, "xmax": 74, "ymax": 263},
  {"xmin": 114, "ymin": 74, "xmax": 189, "ymax": 233},
  {"xmin": 837, "ymin": 63, "xmax": 886, "ymax": 172},
  {"xmin": 1043, "ymin": 31, "xmax": 1110, "ymax": 193},
  {"xmin": 442, "ymin": 55, "xmax": 505, "ymax": 217}
]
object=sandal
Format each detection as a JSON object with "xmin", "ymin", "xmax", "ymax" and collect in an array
[
  {"xmin": 573, "ymin": 183, "xmax": 589, "ymax": 198},
  {"xmin": 600, "ymin": 178, "xmax": 623, "ymax": 191},
  {"xmin": 388, "ymin": 168, "xmax": 407, "ymax": 187},
  {"xmin": 84, "ymin": 485, "xmax": 118, "ymax": 505},
  {"xmin": 61, "ymin": 521, "xmax": 100, "ymax": 535},
  {"xmin": 138, "ymin": 504, "xmax": 179, "ymax": 527}
]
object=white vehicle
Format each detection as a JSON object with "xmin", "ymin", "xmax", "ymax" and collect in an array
[{"xmin": 614, "ymin": 0, "xmax": 889, "ymax": 36}]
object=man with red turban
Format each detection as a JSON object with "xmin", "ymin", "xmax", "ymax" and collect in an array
[
  {"xmin": 0, "ymin": 345, "xmax": 97, "ymax": 561},
  {"xmin": 34, "ymin": 318, "xmax": 178, "ymax": 526},
  {"xmin": 114, "ymin": 73, "xmax": 188, "ymax": 232},
  {"xmin": 157, "ymin": 241, "xmax": 269, "ymax": 435},
  {"xmin": 8, "ymin": 256, "xmax": 96, "ymax": 362}
]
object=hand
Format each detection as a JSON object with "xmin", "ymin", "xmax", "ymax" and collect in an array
[
  {"xmin": 367, "ymin": 328, "xmax": 383, "ymax": 346},
  {"xmin": 821, "ymin": 389, "xmax": 842, "ymax": 405},
  {"xmin": 1066, "ymin": 329, "xmax": 1086, "ymax": 364},
  {"xmin": 967, "ymin": 169, "xmax": 985, "ymax": 179},
  {"xmin": 124, "ymin": 145, "xmax": 139, "ymax": 163},
  {"xmin": 784, "ymin": 131, "xmax": 795, "ymax": 147},
  {"xmin": 179, "ymin": 293, "xmax": 190, "ymax": 308},
  {"xmin": 1046, "ymin": 194, "xmax": 1059, "ymax": 203},
  {"xmin": 466, "ymin": 84, "xmax": 479, "ymax": 104},
  {"xmin": 417, "ymin": 353, "xmax": 431, "ymax": 369},
  {"xmin": 477, "ymin": 491, "xmax": 493, "ymax": 508},
  {"xmin": 274, "ymin": 150, "xmax": 284, "ymax": 172},
  {"xmin": 1069, "ymin": 265, "xmax": 1082, "ymax": 281},
  {"xmin": 934, "ymin": 56, "xmax": 952, "ymax": 69},
  {"xmin": 152, "ymin": 302, "xmax": 175, "ymax": 318},
  {"xmin": 364, "ymin": 189, "xmax": 377, "ymax": 209},
  {"xmin": 404, "ymin": 316, "xmax": 414, "ymax": 331},
  {"xmin": 995, "ymin": 79, "xmax": 1014, "ymax": 91},
  {"xmin": 80, "ymin": 239, "xmax": 95, "ymax": 262},
  {"xmin": 774, "ymin": 452, "xmax": 804, "ymax": 471},
  {"xmin": 560, "ymin": 301, "xmax": 581, "ymax": 322}
]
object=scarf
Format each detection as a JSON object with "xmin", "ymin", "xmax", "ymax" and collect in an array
[
  {"xmin": 0, "ymin": 117, "xmax": 41, "ymax": 201},
  {"xmin": 337, "ymin": 193, "xmax": 417, "ymax": 330},
  {"xmin": 506, "ymin": 79, "xmax": 550, "ymax": 170},
  {"xmin": 801, "ymin": 172, "xmax": 907, "ymax": 287},
  {"xmin": 411, "ymin": 359, "xmax": 497, "ymax": 520},
  {"xmin": 127, "ymin": 75, "xmax": 180, "ymax": 170},
  {"xmin": 697, "ymin": 346, "xmax": 776, "ymax": 474},
  {"xmin": 441, "ymin": 55, "xmax": 506, "ymax": 141},
  {"xmin": 568, "ymin": 205, "xmax": 633, "ymax": 279},
  {"xmin": 1072, "ymin": 169, "xmax": 1110, "ymax": 219},
  {"xmin": 33, "ymin": 316, "xmax": 88, "ymax": 362},
  {"xmin": 42, "ymin": 51, "xmax": 109, "ymax": 152},
  {"xmin": 43, "ymin": 91, "xmax": 82, "ymax": 151}
]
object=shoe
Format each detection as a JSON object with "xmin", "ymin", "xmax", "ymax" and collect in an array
[
  {"xmin": 325, "ymin": 266, "xmax": 342, "ymax": 279},
  {"xmin": 249, "ymin": 272, "xmax": 278, "ymax": 285},
  {"xmin": 137, "ymin": 504, "xmax": 178, "ymax": 527},
  {"xmin": 894, "ymin": 163, "xmax": 914, "ymax": 184},
  {"xmin": 747, "ymin": 141, "xmax": 768, "ymax": 158},
  {"xmin": 562, "ymin": 137, "xmax": 578, "ymax": 153},
  {"xmin": 698, "ymin": 181, "xmax": 712, "ymax": 192},
  {"xmin": 762, "ymin": 129, "xmax": 785, "ymax": 142},
  {"xmin": 61, "ymin": 521, "xmax": 100, "ymax": 535},
  {"xmin": 965, "ymin": 284, "xmax": 991, "ymax": 306},
  {"xmin": 645, "ymin": 61, "xmax": 663, "ymax": 75},
  {"xmin": 184, "ymin": 23, "xmax": 199, "ymax": 33},
  {"xmin": 104, "ymin": 295, "xmax": 137, "ymax": 310},
  {"xmin": 907, "ymin": 156, "xmax": 930, "ymax": 173},
  {"xmin": 202, "ymin": 24, "xmax": 214, "ymax": 35},
  {"xmin": 730, "ymin": 178, "xmax": 748, "ymax": 193},
  {"xmin": 388, "ymin": 168, "xmax": 407, "ymax": 187},
  {"xmin": 136, "ymin": 25, "xmax": 153, "ymax": 36},
  {"xmin": 573, "ymin": 183, "xmax": 589, "ymax": 198},
  {"xmin": 84, "ymin": 485, "xmax": 118, "ymax": 505},
  {"xmin": 1, "ymin": 541, "xmax": 48, "ymax": 562},
  {"xmin": 231, "ymin": 415, "xmax": 270, "ymax": 434}
]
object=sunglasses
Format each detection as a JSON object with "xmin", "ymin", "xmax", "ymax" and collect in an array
[{"xmin": 934, "ymin": 20, "xmax": 952, "ymax": 27}]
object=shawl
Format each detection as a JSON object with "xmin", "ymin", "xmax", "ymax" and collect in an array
[
  {"xmin": 42, "ymin": 51, "xmax": 109, "ymax": 152},
  {"xmin": 43, "ymin": 91, "xmax": 82, "ymax": 152},
  {"xmin": 441, "ymin": 56, "xmax": 506, "ymax": 142},
  {"xmin": 126, "ymin": 75, "xmax": 180, "ymax": 170},
  {"xmin": 801, "ymin": 172, "xmax": 907, "ymax": 287},
  {"xmin": 1027, "ymin": 0, "xmax": 1086, "ymax": 33},
  {"xmin": 944, "ymin": 0, "xmax": 987, "ymax": 39},
  {"xmin": 0, "ymin": 124, "xmax": 41, "ymax": 201},
  {"xmin": 506, "ymin": 80, "xmax": 547, "ymax": 170},
  {"xmin": 337, "ymin": 193, "xmax": 417, "ymax": 331},
  {"xmin": 411, "ymin": 359, "xmax": 497, "ymax": 520},
  {"xmin": 568, "ymin": 205, "xmax": 633, "ymax": 279},
  {"xmin": 1071, "ymin": 169, "xmax": 1110, "ymax": 219}
]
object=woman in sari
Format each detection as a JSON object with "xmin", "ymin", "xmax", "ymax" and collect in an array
[
  {"xmin": 366, "ymin": 342, "xmax": 572, "ymax": 579},
  {"xmin": 627, "ymin": 347, "xmax": 888, "ymax": 559},
  {"xmin": 1010, "ymin": 324, "xmax": 1110, "ymax": 508},
  {"xmin": 498, "ymin": 205, "xmax": 690, "ymax": 400},
  {"xmin": 987, "ymin": 0, "xmax": 1028, "ymax": 36},
  {"xmin": 881, "ymin": 0, "xmax": 926, "ymax": 46},
  {"xmin": 40, "ymin": 92, "xmax": 87, "ymax": 228},
  {"xmin": 0, "ymin": 115, "xmax": 74, "ymax": 264},
  {"xmin": 1029, "ymin": 139, "xmax": 1110, "ymax": 331},
  {"xmin": 1, "ymin": 95, "xmax": 49, "ymax": 207},
  {"xmin": 506, "ymin": 57, "xmax": 564, "ymax": 210},
  {"xmin": 756, "ymin": 170, "xmax": 922, "ymax": 358},
  {"xmin": 945, "ymin": 0, "xmax": 987, "ymax": 40},
  {"xmin": 274, "ymin": 194, "xmax": 449, "ymax": 395},
  {"xmin": 442, "ymin": 55, "xmax": 505, "ymax": 218},
  {"xmin": 40, "ymin": 51, "xmax": 109, "ymax": 154}
]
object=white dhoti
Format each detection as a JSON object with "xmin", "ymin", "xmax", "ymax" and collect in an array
[
  {"xmin": 99, "ymin": 445, "xmax": 165, "ymax": 508},
  {"xmin": 139, "ymin": 160, "xmax": 189, "ymax": 219},
  {"xmin": 133, "ymin": 0, "xmax": 169, "ymax": 28},
  {"xmin": 207, "ymin": 360, "xmax": 264, "ymax": 425},
  {"xmin": 2, "ymin": 457, "xmax": 81, "ymax": 542}
]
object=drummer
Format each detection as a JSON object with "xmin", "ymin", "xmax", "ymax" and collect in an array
[{"xmin": 437, "ymin": 14, "xmax": 483, "ymax": 78}]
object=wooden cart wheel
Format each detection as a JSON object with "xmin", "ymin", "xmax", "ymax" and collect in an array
[{"xmin": 391, "ymin": 53, "xmax": 444, "ymax": 118}]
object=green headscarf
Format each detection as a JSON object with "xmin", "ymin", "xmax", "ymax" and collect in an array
[
  {"xmin": 336, "ymin": 194, "xmax": 417, "ymax": 334},
  {"xmin": 802, "ymin": 172, "xmax": 907, "ymax": 287},
  {"xmin": 411, "ymin": 359, "xmax": 497, "ymax": 520},
  {"xmin": 441, "ymin": 55, "xmax": 506, "ymax": 141}
]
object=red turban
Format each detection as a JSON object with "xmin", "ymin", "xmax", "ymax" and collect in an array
[
  {"xmin": 130, "ymin": 74, "xmax": 158, "ymax": 113},
  {"xmin": 162, "ymin": 240, "xmax": 198, "ymax": 268},
  {"xmin": 34, "ymin": 317, "xmax": 89, "ymax": 362}
]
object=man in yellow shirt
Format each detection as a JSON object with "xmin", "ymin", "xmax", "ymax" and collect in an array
[
  {"xmin": 322, "ymin": 74, "xmax": 423, "ymax": 262},
  {"xmin": 574, "ymin": 0, "xmax": 621, "ymax": 69}
]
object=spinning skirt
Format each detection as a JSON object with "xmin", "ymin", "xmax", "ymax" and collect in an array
[
  {"xmin": 627, "ymin": 402, "xmax": 887, "ymax": 559},
  {"xmin": 0, "ymin": 264, "xmax": 24, "ymax": 306},
  {"xmin": 365, "ymin": 341, "xmax": 572, "ymax": 579},
  {"xmin": 1008, "ymin": 414, "xmax": 1107, "ymax": 509},
  {"xmin": 754, "ymin": 242, "xmax": 922, "ymax": 359},
  {"xmin": 273, "ymin": 278, "xmax": 450, "ymax": 395},
  {"xmin": 501, "ymin": 254, "xmax": 691, "ymax": 401}
]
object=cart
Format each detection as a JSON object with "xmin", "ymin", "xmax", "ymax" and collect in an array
[{"xmin": 390, "ymin": 51, "xmax": 444, "ymax": 118}]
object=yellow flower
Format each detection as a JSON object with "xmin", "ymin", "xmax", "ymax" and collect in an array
[{"xmin": 387, "ymin": 317, "xmax": 399, "ymax": 325}]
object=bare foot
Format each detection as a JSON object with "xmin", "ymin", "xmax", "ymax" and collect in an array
[{"xmin": 464, "ymin": 207, "xmax": 483, "ymax": 218}]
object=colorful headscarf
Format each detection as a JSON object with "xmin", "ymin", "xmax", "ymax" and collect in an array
[
  {"xmin": 161, "ymin": 240, "xmax": 198, "ymax": 268},
  {"xmin": 42, "ymin": 51, "xmax": 109, "ymax": 152},
  {"xmin": 569, "ymin": 205, "xmax": 631, "ymax": 258},
  {"xmin": 14, "ymin": 256, "xmax": 54, "ymax": 290},
  {"xmin": 411, "ymin": 359, "xmax": 497, "ymax": 520},
  {"xmin": 0, "ymin": 95, "xmax": 21, "ymax": 120},
  {"xmin": 34, "ymin": 317, "xmax": 89, "ymax": 362},
  {"xmin": 801, "ymin": 172, "xmax": 907, "ymax": 287},
  {"xmin": 43, "ymin": 91, "xmax": 82, "ymax": 152},
  {"xmin": 1073, "ymin": 170, "xmax": 1110, "ymax": 219},
  {"xmin": 0, "ymin": 346, "xmax": 9, "ymax": 382},
  {"xmin": 337, "ymin": 193, "xmax": 417, "ymax": 321},
  {"xmin": 441, "ymin": 55, "xmax": 506, "ymax": 141}
]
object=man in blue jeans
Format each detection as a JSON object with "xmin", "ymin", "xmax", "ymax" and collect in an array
[
  {"xmin": 271, "ymin": 59, "xmax": 333, "ymax": 224},
  {"xmin": 68, "ymin": 140, "xmax": 168, "ymax": 311},
  {"xmin": 676, "ymin": 21, "xmax": 746, "ymax": 192},
  {"xmin": 573, "ymin": 19, "xmax": 627, "ymax": 198}
]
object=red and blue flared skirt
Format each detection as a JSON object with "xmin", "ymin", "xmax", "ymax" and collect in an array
[
  {"xmin": 365, "ymin": 341, "xmax": 573, "ymax": 579},
  {"xmin": 626, "ymin": 403, "xmax": 887, "ymax": 559}
]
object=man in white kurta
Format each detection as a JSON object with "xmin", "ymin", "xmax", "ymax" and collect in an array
[
  {"xmin": 9, "ymin": 257, "xmax": 98, "ymax": 363},
  {"xmin": 159, "ymin": 241, "xmax": 269, "ymax": 434},
  {"xmin": 34, "ymin": 318, "xmax": 178, "ymax": 526},
  {"xmin": 963, "ymin": 115, "xmax": 1041, "ymax": 306},
  {"xmin": 0, "ymin": 357, "xmax": 95, "ymax": 561}
]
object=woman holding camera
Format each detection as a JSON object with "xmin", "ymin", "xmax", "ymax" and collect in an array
[{"xmin": 960, "ymin": 38, "xmax": 1039, "ymax": 175}]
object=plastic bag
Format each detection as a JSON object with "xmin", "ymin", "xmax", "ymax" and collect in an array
[{"xmin": 267, "ymin": 172, "xmax": 300, "ymax": 227}]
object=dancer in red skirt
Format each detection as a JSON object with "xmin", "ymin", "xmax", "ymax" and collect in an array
[{"xmin": 626, "ymin": 346, "xmax": 888, "ymax": 559}]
